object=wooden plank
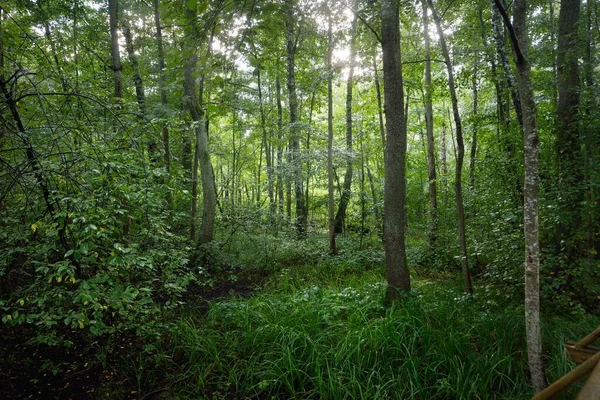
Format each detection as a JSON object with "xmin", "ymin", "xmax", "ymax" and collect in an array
[
  {"xmin": 532, "ymin": 351, "xmax": 600, "ymax": 400},
  {"xmin": 566, "ymin": 341, "xmax": 600, "ymax": 364},
  {"xmin": 576, "ymin": 327, "xmax": 600, "ymax": 349},
  {"xmin": 576, "ymin": 358, "xmax": 600, "ymax": 400}
]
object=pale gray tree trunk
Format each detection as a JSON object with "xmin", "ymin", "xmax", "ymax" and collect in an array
[
  {"xmin": 428, "ymin": 0, "xmax": 472, "ymax": 294},
  {"xmin": 381, "ymin": 0, "xmax": 411, "ymax": 302},
  {"xmin": 470, "ymin": 70, "xmax": 478, "ymax": 192},
  {"xmin": 183, "ymin": 7, "xmax": 216, "ymax": 244},
  {"xmin": 494, "ymin": 0, "xmax": 547, "ymax": 392}
]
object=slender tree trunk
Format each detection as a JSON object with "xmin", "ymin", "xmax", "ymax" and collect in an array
[
  {"xmin": 276, "ymin": 77, "xmax": 284, "ymax": 216},
  {"xmin": 366, "ymin": 163, "xmax": 382, "ymax": 236},
  {"xmin": 108, "ymin": 0, "xmax": 122, "ymax": 104},
  {"xmin": 470, "ymin": 70, "xmax": 478, "ymax": 192},
  {"xmin": 285, "ymin": 1, "xmax": 307, "ymax": 235},
  {"xmin": 494, "ymin": 0, "xmax": 547, "ymax": 392},
  {"xmin": 381, "ymin": 0, "xmax": 411, "ymax": 302},
  {"xmin": 334, "ymin": 5, "xmax": 357, "ymax": 234},
  {"xmin": 122, "ymin": 21, "xmax": 146, "ymax": 116},
  {"xmin": 422, "ymin": 0, "xmax": 438, "ymax": 248},
  {"xmin": 257, "ymin": 67, "xmax": 274, "ymax": 216},
  {"xmin": 428, "ymin": 0, "xmax": 472, "ymax": 294},
  {"xmin": 492, "ymin": 1, "xmax": 523, "ymax": 130},
  {"xmin": 305, "ymin": 89, "xmax": 316, "ymax": 221},
  {"xmin": 153, "ymin": 0, "xmax": 172, "ymax": 210},
  {"xmin": 42, "ymin": 22, "xmax": 68, "ymax": 92},
  {"xmin": 327, "ymin": 10, "xmax": 336, "ymax": 255}
]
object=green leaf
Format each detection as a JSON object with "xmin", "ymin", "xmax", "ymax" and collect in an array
[{"xmin": 187, "ymin": 0, "xmax": 197, "ymax": 11}]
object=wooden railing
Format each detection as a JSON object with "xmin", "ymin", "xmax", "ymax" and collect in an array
[{"xmin": 532, "ymin": 327, "xmax": 600, "ymax": 399}]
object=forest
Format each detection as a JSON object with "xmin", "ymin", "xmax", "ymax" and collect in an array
[{"xmin": 1, "ymin": 0, "xmax": 599, "ymax": 398}]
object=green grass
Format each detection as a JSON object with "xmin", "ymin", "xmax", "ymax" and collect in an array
[{"xmin": 147, "ymin": 257, "xmax": 597, "ymax": 399}]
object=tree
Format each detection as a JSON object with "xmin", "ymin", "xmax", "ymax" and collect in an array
[
  {"xmin": 334, "ymin": 2, "xmax": 357, "ymax": 234},
  {"xmin": 326, "ymin": 6, "xmax": 336, "ymax": 255},
  {"xmin": 555, "ymin": 0, "xmax": 582, "ymax": 258},
  {"xmin": 421, "ymin": 0, "xmax": 438, "ymax": 248},
  {"xmin": 285, "ymin": 0, "xmax": 308, "ymax": 236},
  {"xmin": 381, "ymin": 0, "xmax": 411, "ymax": 302},
  {"xmin": 494, "ymin": 0, "xmax": 548, "ymax": 392},
  {"xmin": 153, "ymin": 0, "xmax": 172, "ymax": 210},
  {"xmin": 183, "ymin": 2, "xmax": 217, "ymax": 244},
  {"xmin": 427, "ymin": 0, "xmax": 472, "ymax": 294}
]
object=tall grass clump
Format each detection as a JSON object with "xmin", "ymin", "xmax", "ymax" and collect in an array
[{"xmin": 158, "ymin": 274, "xmax": 596, "ymax": 399}]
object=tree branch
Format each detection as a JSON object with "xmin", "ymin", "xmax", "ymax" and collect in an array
[{"xmin": 492, "ymin": 0, "xmax": 525, "ymax": 65}]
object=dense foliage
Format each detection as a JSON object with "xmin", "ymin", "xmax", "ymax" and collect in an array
[{"xmin": 1, "ymin": 0, "xmax": 598, "ymax": 397}]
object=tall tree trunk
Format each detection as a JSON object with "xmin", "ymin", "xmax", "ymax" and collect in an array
[
  {"xmin": 153, "ymin": 0, "xmax": 172, "ymax": 210},
  {"xmin": 327, "ymin": 9, "xmax": 336, "ymax": 255},
  {"xmin": 470, "ymin": 70, "xmax": 478, "ymax": 192},
  {"xmin": 285, "ymin": 1, "xmax": 307, "ymax": 235},
  {"xmin": 494, "ymin": 0, "xmax": 547, "ymax": 391},
  {"xmin": 305, "ymin": 89, "xmax": 316, "ymax": 221},
  {"xmin": 276, "ymin": 76, "xmax": 284, "ymax": 216},
  {"xmin": 108, "ymin": 0, "xmax": 122, "ymax": 105},
  {"xmin": 422, "ymin": 0, "xmax": 438, "ymax": 248},
  {"xmin": 334, "ymin": 6, "xmax": 357, "ymax": 234},
  {"xmin": 428, "ymin": 0, "xmax": 473, "ymax": 294},
  {"xmin": 122, "ymin": 21, "xmax": 146, "ymax": 116},
  {"xmin": 257, "ymin": 67, "xmax": 274, "ymax": 216},
  {"xmin": 183, "ymin": 6, "xmax": 216, "ymax": 244},
  {"xmin": 556, "ymin": 0, "xmax": 582, "ymax": 257},
  {"xmin": 491, "ymin": 1, "xmax": 523, "ymax": 131},
  {"xmin": 381, "ymin": 0, "xmax": 411, "ymax": 302}
]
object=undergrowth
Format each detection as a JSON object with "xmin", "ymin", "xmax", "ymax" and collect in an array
[{"xmin": 147, "ymin": 256, "xmax": 595, "ymax": 400}]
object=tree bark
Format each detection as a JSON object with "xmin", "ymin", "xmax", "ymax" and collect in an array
[
  {"xmin": 381, "ymin": 0, "xmax": 411, "ymax": 302},
  {"xmin": 556, "ymin": 0, "xmax": 582, "ymax": 256},
  {"xmin": 327, "ymin": 9, "xmax": 336, "ymax": 255},
  {"xmin": 470, "ymin": 69, "xmax": 478, "ymax": 192},
  {"xmin": 494, "ymin": 0, "xmax": 548, "ymax": 392},
  {"xmin": 276, "ymin": 76, "xmax": 285, "ymax": 216},
  {"xmin": 491, "ymin": 1, "xmax": 523, "ymax": 131},
  {"xmin": 428, "ymin": 0, "xmax": 472, "ymax": 294},
  {"xmin": 108, "ymin": 0, "xmax": 122, "ymax": 104},
  {"xmin": 122, "ymin": 21, "xmax": 146, "ymax": 116},
  {"xmin": 257, "ymin": 67, "xmax": 274, "ymax": 216},
  {"xmin": 183, "ymin": 6, "xmax": 216, "ymax": 244},
  {"xmin": 334, "ymin": 6, "xmax": 357, "ymax": 234},
  {"xmin": 285, "ymin": 1, "xmax": 307, "ymax": 236},
  {"xmin": 153, "ymin": 0, "xmax": 172, "ymax": 210},
  {"xmin": 422, "ymin": 0, "xmax": 438, "ymax": 248}
]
